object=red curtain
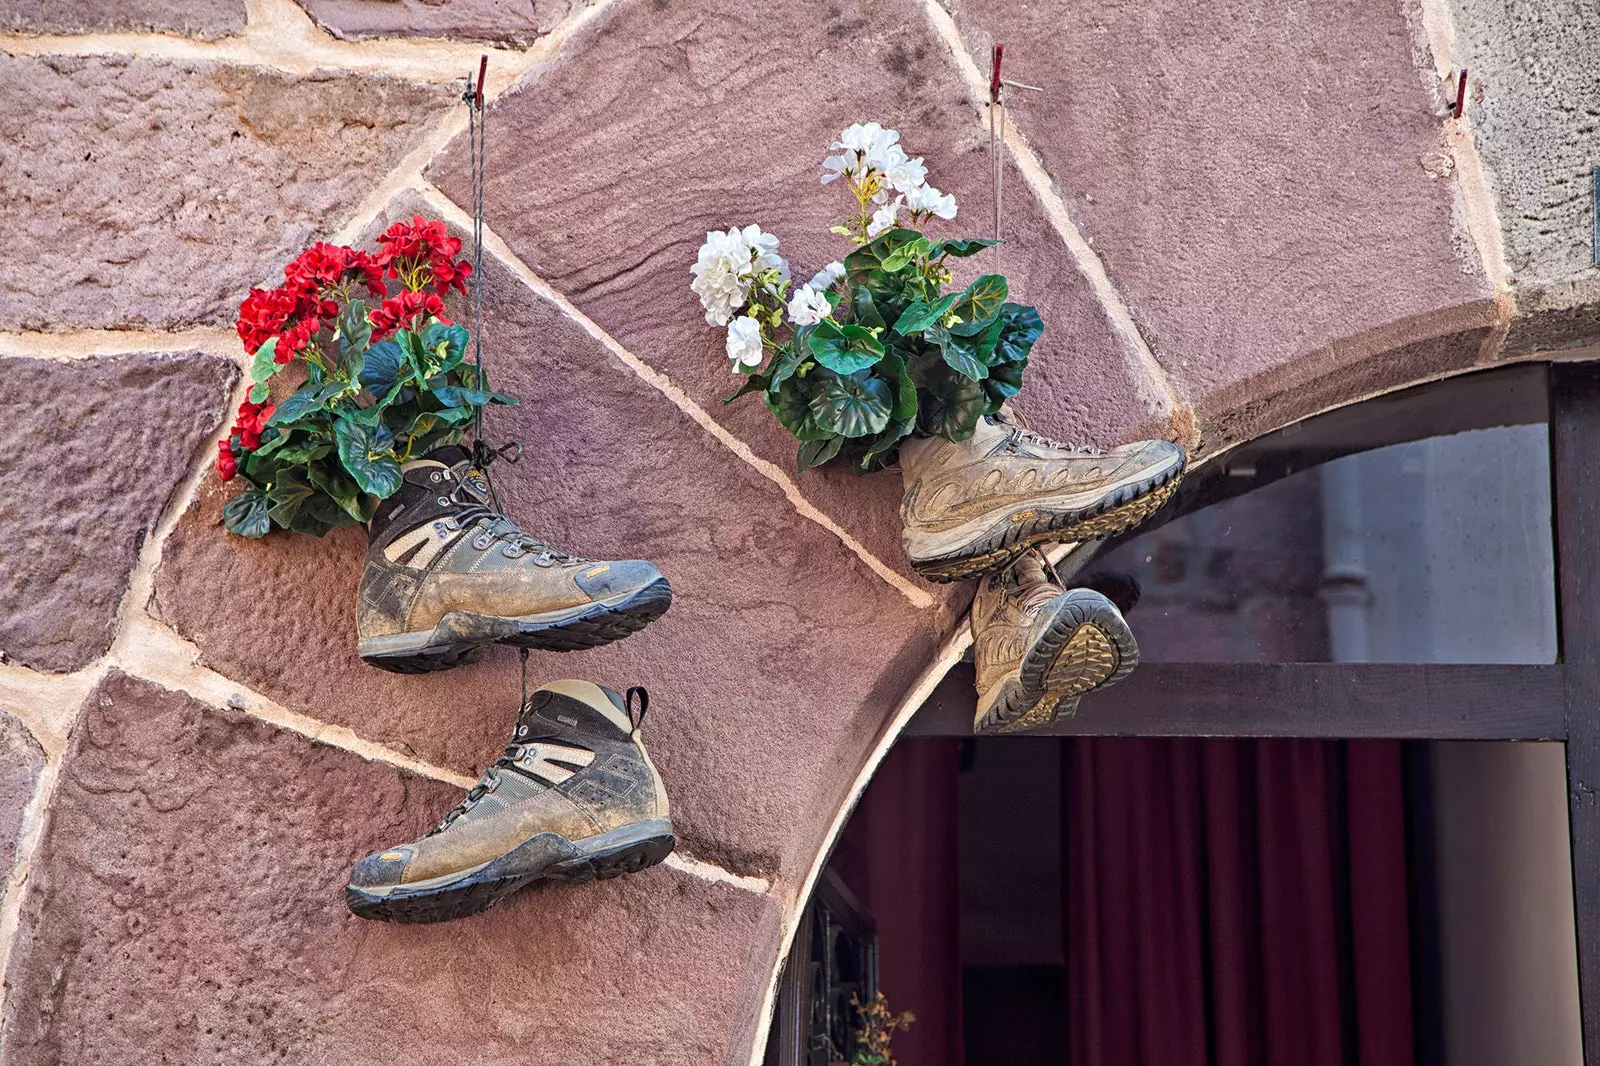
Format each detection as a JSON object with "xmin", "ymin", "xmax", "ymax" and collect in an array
[
  {"xmin": 1063, "ymin": 738, "xmax": 1415, "ymax": 1066},
  {"xmin": 834, "ymin": 738, "xmax": 965, "ymax": 1066}
]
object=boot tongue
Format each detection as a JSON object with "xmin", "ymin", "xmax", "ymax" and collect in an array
[
  {"xmin": 417, "ymin": 444, "xmax": 492, "ymax": 504},
  {"xmin": 1011, "ymin": 552, "xmax": 1064, "ymax": 609}
]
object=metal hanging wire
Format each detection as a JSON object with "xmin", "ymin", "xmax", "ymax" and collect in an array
[{"xmin": 463, "ymin": 56, "xmax": 516, "ymax": 510}]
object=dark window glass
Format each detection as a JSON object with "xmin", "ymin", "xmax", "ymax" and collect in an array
[{"xmin": 1083, "ymin": 371, "xmax": 1556, "ymax": 664}]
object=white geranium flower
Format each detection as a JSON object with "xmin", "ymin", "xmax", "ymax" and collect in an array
[
  {"xmin": 883, "ymin": 152, "xmax": 928, "ymax": 194},
  {"xmin": 738, "ymin": 224, "xmax": 790, "ymax": 288},
  {"xmin": 787, "ymin": 285, "xmax": 832, "ymax": 327},
  {"xmin": 834, "ymin": 122, "xmax": 900, "ymax": 161},
  {"xmin": 821, "ymin": 152, "xmax": 852, "ymax": 184},
  {"xmin": 808, "ymin": 261, "xmax": 846, "ymax": 291},
  {"xmin": 905, "ymin": 183, "xmax": 958, "ymax": 220},
  {"xmin": 824, "ymin": 122, "xmax": 906, "ymax": 185},
  {"xmin": 867, "ymin": 201, "xmax": 902, "ymax": 238},
  {"xmin": 726, "ymin": 315, "xmax": 765, "ymax": 371},
  {"xmin": 690, "ymin": 226, "xmax": 789, "ymax": 326}
]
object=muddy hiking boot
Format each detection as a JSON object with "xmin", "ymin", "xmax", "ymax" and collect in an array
[
  {"xmin": 972, "ymin": 548, "xmax": 1139, "ymax": 735},
  {"xmin": 899, "ymin": 408, "xmax": 1186, "ymax": 582},
  {"xmin": 347, "ymin": 680, "xmax": 675, "ymax": 923},
  {"xmin": 357, "ymin": 445, "xmax": 672, "ymax": 673}
]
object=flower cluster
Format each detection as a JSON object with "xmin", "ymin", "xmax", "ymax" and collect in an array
[
  {"xmin": 216, "ymin": 398, "xmax": 275, "ymax": 481},
  {"xmin": 689, "ymin": 224, "xmax": 789, "ymax": 327},
  {"xmin": 822, "ymin": 122, "xmax": 957, "ymax": 238},
  {"xmin": 691, "ymin": 124, "xmax": 966, "ymax": 374},
  {"xmin": 688, "ymin": 121, "xmax": 1044, "ymax": 476},
  {"xmin": 376, "ymin": 215, "xmax": 472, "ymax": 298},
  {"xmin": 216, "ymin": 220, "xmax": 518, "ymax": 539},
  {"xmin": 236, "ymin": 243, "xmax": 385, "ymax": 364},
  {"xmin": 369, "ymin": 288, "xmax": 451, "ymax": 339}
]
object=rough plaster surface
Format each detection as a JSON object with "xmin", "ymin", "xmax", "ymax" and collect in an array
[
  {"xmin": 1443, "ymin": 0, "xmax": 1600, "ymax": 352},
  {"xmin": 428, "ymin": 0, "xmax": 1174, "ymax": 595},
  {"xmin": 941, "ymin": 0, "xmax": 1494, "ymax": 429},
  {"xmin": 0, "ymin": 352, "xmax": 235, "ymax": 672},
  {"xmin": 0, "ymin": 56, "xmax": 452, "ymax": 332},
  {"xmin": 0, "ymin": 672, "xmax": 779, "ymax": 1065},
  {"xmin": 0, "ymin": 713, "xmax": 43, "ymax": 890},
  {"xmin": 294, "ymin": 0, "xmax": 574, "ymax": 45},
  {"xmin": 0, "ymin": 0, "xmax": 246, "ymax": 38},
  {"xmin": 153, "ymin": 198, "xmax": 938, "ymax": 881}
]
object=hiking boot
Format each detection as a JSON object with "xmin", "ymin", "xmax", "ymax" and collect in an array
[
  {"xmin": 346, "ymin": 679, "xmax": 675, "ymax": 923},
  {"xmin": 972, "ymin": 549, "xmax": 1139, "ymax": 735},
  {"xmin": 356, "ymin": 445, "xmax": 672, "ymax": 673},
  {"xmin": 899, "ymin": 409, "xmax": 1185, "ymax": 582}
]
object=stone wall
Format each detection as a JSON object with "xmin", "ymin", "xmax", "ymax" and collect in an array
[{"xmin": 0, "ymin": 0, "xmax": 1593, "ymax": 1062}]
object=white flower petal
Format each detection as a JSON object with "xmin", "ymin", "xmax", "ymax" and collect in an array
[
  {"xmin": 808, "ymin": 261, "xmax": 846, "ymax": 291},
  {"xmin": 726, "ymin": 315, "xmax": 765, "ymax": 370},
  {"xmin": 787, "ymin": 286, "xmax": 832, "ymax": 327}
]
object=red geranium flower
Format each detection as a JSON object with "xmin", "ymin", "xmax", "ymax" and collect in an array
[{"xmin": 376, "ymin": 215, "xmax": 473, "ymax": 298}]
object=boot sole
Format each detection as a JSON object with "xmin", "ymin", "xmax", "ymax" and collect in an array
[
  {"xmin": 357, "ymin": 577, "xmax": 673, "ymax": 674},
  {"xmin": 975, "ymin": 590, "xmax": 1139, "ymax": 735},
  {"xmin": 907, "ymin": 463, "xmax": 1184, "ymax": 583},
  {"xmin": 345, "ymin": 818, "xmax": 676, "ymax": 924}
]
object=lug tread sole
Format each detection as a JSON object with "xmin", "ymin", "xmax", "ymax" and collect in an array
[
  {"xmin": 345, "ymin": 832, "xmax": 676, "ymax": 924},
  {"xmin": 360, "ymin": 578, "xmax": 672, "ymax": 674},
  {"xmin": 976, "ymin": 593, "xmax": 1140, "ymax": 735},
  {"xmin": 912, "ymin": 469, "xmax": 1183, "ymax": 583}
]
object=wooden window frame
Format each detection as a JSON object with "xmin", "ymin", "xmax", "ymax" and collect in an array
[{"xmin": 903, "ymin": 362, "xmax": 1600, "ymax": 1060}]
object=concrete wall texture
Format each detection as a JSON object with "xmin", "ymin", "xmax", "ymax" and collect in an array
[{"xmin": 0, "ymin": 0, "xmax": 1594, "ymax": 1062}]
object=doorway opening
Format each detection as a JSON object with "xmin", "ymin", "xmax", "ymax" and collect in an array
[{"xmin": 766, "ymin": 363, "xmax": 1593, "ymax": 1066}]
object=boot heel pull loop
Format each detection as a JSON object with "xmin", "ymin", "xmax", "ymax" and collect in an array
[{"xmin": 625, "ymin": 686, "xmax": 649, "ymax": 733}]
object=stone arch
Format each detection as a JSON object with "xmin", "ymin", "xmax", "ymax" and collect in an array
[{"xmin": 0, "ymin": 0, "xmax": 1595, "ymax": 1063}]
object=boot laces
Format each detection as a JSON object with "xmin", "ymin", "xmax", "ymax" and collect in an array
[
  {"xmin": 991, "ymin": 409, "xmax": 1101, "ymax": 457},
  {"xmin": 426, "ymin": 717, "xmax": 576, "ymax": 835},
  {"xmin": 443, "ymin": 477, "xmax": 576, "ymax": 564}
]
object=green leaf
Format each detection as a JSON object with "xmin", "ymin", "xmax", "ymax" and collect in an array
[
  {"xmin": 399, "ymin": 330, "xmax": 429, "ymax": 383},
  {"xmin": 768, "ymin": 330, "xmax": 813, "ymax": 390},
  {"xmin": 266, "ymin": 468, "xmax": 317, "ymax": 529},
  {"xmin": 359, "ymin": 340, "xmax": 408, "ymax": 398},
  {"xmin": 275, "ymin": 441, "xmax": 333, "ymax": 464},
  {"xmin": 808, "ymin": 369, "xmax": 892, "ymax": 438},
  {"xmin": 877, "ymin": 352, "xmax": 918, "ymax": 423},
  {"xmin": 767, "ymin": 381, "xmax": 832, "ymax": 441},
  {"xmin": 929, "ymin": 325, "xmax": 989, "ymax": 381},
  {"xmin": 917, "ymin": 363, "xmax": 987, "ymax": 441},
  {"xmin": 796, "ymin": 436, "xmax": 844, "ymax": 472},
  {"xmin": 843, "ymin": 228, "xmax": 927, "ymax": 323},
  {"xmin": 807, "ymin": 321, "xmax": 885, "ymax": 375},
  {"xmin": 861, "ymin": 416, "xmax": 916, "ymax": 470},
  {"xmin": 723, "ymin": 373, "xmax": 769, "ymax": 404},
  {"xmin": 334, "ymin": 416, "xmax": 403, "ymax": 497},
  {"xmin": 268, "ymin": 380, "xmax": 346, "ymax": 428},
  {"xmin": 974, "ymin": 314, "xmax": 1007, "ymax": 362},
  {"xmin": 983, "ymin": 359, "xmax": 1028, "ymax": 411},
  {"xmin": 929, "ymin": 237, "xmax": 999, "ymax": 259},
  {"xmin": 248, "ymin": 380, "xmax": 271, "ymax": 404},
  {"xmin": 892, "ymin": 293, "xmax": 959, "ymax": 336},
  {"xmin": 338, "ymin": 299, "xmax": 372, "ymax": 380},
  {"xmin": 222, "ymin": 487, "xmax": 271, "ymax": 539},
  {"xmin": 421, "ymin": 321, "xmax": 469, "ymax": 366},
  {"xmin": 880, "ymin": 235, "xmax": 932, "ymax": 272},
  {"xmin": 249, "ymin": 337, "xmax": 281, "ymax": 384},
  {"xmin": 430, "ymin": 385, "xmax": 515, "ymax": 409},
  {"xmin": 992, "ymin": 302, "xmax": 1044, "ymax": 366},
  {"xmin": 948, "ymin": 274, "xmax": 1009, "ymax": 336},
  {"xmin": 308, "ymin": 463, "xmax": 374, "ymax": 523},
  {"xmin": 851, "ymin": 287, "xmax": 886, "ymax": 330}
]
